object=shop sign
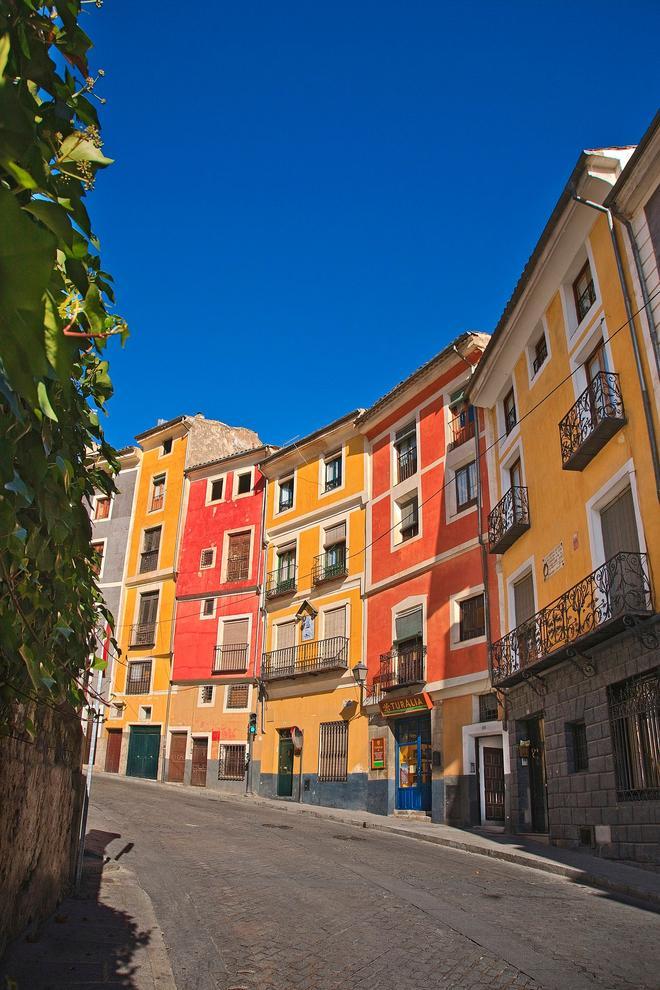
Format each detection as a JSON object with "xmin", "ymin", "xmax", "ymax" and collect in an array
[
  {"xmin": 379, "ymin": 692, "xmax": 432, "ymax": 717},
  {"xmin": 370, "ymin": 737, "xmax": 386, "ymax": 770}
]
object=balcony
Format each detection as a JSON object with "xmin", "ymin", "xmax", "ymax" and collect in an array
[
  {"xmin": 559, "ymin": 372, "xmax": 626, "ymax": 471},
  {"xmin": 261, "ymin": 636, "xmax": 349, "ymax": 681},
  {"xmin": 379, "ymin": 642, "xmax": 427, "ymax": 691},
  {"xmin": 212, "ymin": 643, "xmax": 249, "ymax": 674},
  {"xmin": 488, "ymin": 486, "xmax": 530, "ymax": 554},
  {"xmin": 312, "ymin": 548, "xmax": 348, "ymax": 585},
  {"xmin": 397, "ymin": 446, "xmax": 417, "ymax": 483},
  {"xmin": 448, "ymin": 408, "xmax": 475, "ymax": 451},
  {"xmin": 490, "ymin": 552, "xmax": 653, "ymax": 687},
  {"xmin": 265, "ymin": 567, "xmax": 297, "ymax": 600},
  {"xmin": 130, "ymin": 622, "xmax": 156, "ymax": 648}
]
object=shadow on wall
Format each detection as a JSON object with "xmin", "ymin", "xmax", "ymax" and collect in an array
[{"xmin": 0, "ymin": 829, "xmax": 153, "ymax": 989}]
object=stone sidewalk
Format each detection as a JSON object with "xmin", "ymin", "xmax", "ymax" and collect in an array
[
  {"xmin": 94, "ymin": 769, "xmax": 660, "ymax": 909},
  {"xmin": 0, "ymin": 833, "xmax": 176, "ymax": 990}
]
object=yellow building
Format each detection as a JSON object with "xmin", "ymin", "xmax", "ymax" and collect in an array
[
  {"xmin": 103, "ymin": 414, "xmax": 260, "ymax": 779},
  {"xmin": 468, "ymin": 136, "xmax": 659, "ymax": 864},
  {"xmin": 256, "ymin": 411, "xmax": 369, "ymax": 808}
]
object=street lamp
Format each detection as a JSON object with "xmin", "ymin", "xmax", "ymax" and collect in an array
[{"xmin": 352, "ymin": 661, "xmax": 368, "ymax": 705}]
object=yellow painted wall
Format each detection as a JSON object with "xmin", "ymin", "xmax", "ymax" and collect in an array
[
  {"xmin": 169, "ymin": 684, "xmax": 254, "ymax": 757},
  {"xmin": 442, "ymin": 695, "xmax": 474, "ymax": 777}
]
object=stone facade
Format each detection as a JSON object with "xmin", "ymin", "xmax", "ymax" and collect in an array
[{"xmin": 504, "ymin": 616, "xmax": 660, "ymax": 865}]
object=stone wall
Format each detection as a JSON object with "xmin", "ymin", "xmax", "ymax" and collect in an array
[
  {"xmin": 0, "ymin": 702, "xmax": 84, "ymax": 958},
  {"xmin": 505, "ymin": 616, "xmax": 660, "ymax": 865}
]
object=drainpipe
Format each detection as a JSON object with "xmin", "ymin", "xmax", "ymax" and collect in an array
[
  {"xmin": 572, "ymin": 195, "xmax": 660, "ymax": 499},
  {"xmin": 257, "ymin": 467, "xmax": 269, "ymax": 736},
  {"xmin": 610, "ymin": 208, "xmax": 660, "ymax": 379}
]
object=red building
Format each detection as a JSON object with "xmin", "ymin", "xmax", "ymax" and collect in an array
[
  {"xmin": 166, "ymin": 444, "xmax": 274, "ymax": 791},
  {"xmin": 357, "ymin": 332, "xmax": 505, "ymax": 826}
]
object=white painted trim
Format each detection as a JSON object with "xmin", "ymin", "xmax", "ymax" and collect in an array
[
  {"xmin": 205, "ymin": 473, "xmax": 227, "ymax": 506},
  {"xmin": 92, "ymin": 492, "xmax": 114, "ymax": 523},
  {"xmin": 462, "ymin": 720, "xmax": 509, "ymax": 777},
  {"xmin": 223, "ymin": 683, "xmax": 252, "ymax": 713},
  {"xmin": 585, "ymin": 458, "xmax": 646, "ymax": 570},
  {"xmin": 318, "ymin": 445, "xmax": 346, "ymax": 500},
  {"xmin": 506, "ymin": 554, "xmax": 537, "ymax": 632},
  {"xmin": 449, "ymin": 584, "xmax": 486, "ymax": 650},
  {"xmin": 274, "ymin": 473, "xmax": 296, "ymax": 518},
  {"xmin": 525, "ymin": 314, "xmax": 552, "ymax": 389},
  {"xmin": 365, "ymin": 535, "xmax": 480, "ymax": 595},
  {"xmin": 90, "ymin": 536, "xmax": 107, "ymax": 581},
  {"xmin": 147, "ymin": 470, "xmax": 167, "ymax": 516},
  {"xmin": 425, "ymin": 668, "xmax": 490, "ymax": 695},
  {"xmin": 233, "ymin": 465, "xmax": 256, "ymax": 500},
  {"xmin": 220, "ymin": 524, "xmax": 256, "ymax": 583},
  {"xmin": 200, "ymin": 597, "xmax": 216, "ymax": 620},
  {"xmin": 199, "ymin": 545, "xmax": 217, "ymax": 570},
  {"xmin": 197, "ymin": 684, "xmax": 216, "ymax": 707}
]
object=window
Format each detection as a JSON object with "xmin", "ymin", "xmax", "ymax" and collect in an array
[
  {"xmin": 199, "ymin": 685, "xmax": 214, "ymax": 706},
  {"xmin": 448, "ymin": 394, "xmax": 475, "ymax": 449},
  {"xmin": 608, "ymin": 669, "xmax": 659, "ymax": 801},
  {"xmin": 226, "ymin": 532, "xmax": 250, "ymax": 581},
  {"xmin": 278, "ymin": 477, "xmax": 294, "ymax": 512},
  {"xmin": 532, "ymin": 333, "xmax": 548, "ymax": 375},
  {"xmin": 94, "ymin": 495, "xmax": 111, "ymax": 520},
  {"xmin": 201, "ymin": 598, "xmax": 215, "ymax": 619},
  {"xmin": 210, "ymin": 478, "xmax": 224, "ymax": 502},
  {"xmin": 324, "ymin": 605, "xmax": 347, "ymax": 641},
  {"xmin": 324, "ymin": 452, "xmax": 343, "ymax": 492},
  {"xmin": 573, "ymin": 259, "xmax": 596, "ymax": 323},
  {"xmin": 140, "ymin": 526, "xmax": 161, "ymax": 574},
  {"xmin": 399, "ymin": 495, "xmax": 419, "ymax": 542},
  {"xmin": 133, "ymin": 591, "xmax": 158, "ymax": 645},
  {"xmin": 567, "ymin": 721, "xmax": 588, "ymax": 773},
  {"xmin": 394, "ymin": 422, "xmax": 417, "ymax": 482},
  {"xmin": 321, "ymin": 522, "xmax": 347, "ymax": 578},
  {"xmin": 138, "ymin": 705, "xmax": 152, "ymax": 721},
  {"xmin": 226, "ymin": 683, "xmax": 250, "ymax": 710},
  {"xmin": 318, "ymin": 721, "xmax": 348, "ymax": 782},
  {"xmin": 275, "ymin": 547, "xmax": 296, "ymax": 590},
  {"xmin": 218, "ymin": 618, "xmax": 249, "ymax": 671},
  {"xmin": 200, "ymin": 547, "xmax": 215, "ymax": 569},
  {"xmin": 151, "ymin": 474, "xmax": 165, "ymax": 511},
  {"xmin": 218, "ymin": 743, "xmax": 246, "ymax": 780},
  {"xmin": 236, "ymin": 472, "xmax": 252, "ymax": 495},
  {"xmin": 126, "ymin": 660, "xmax": 152, "ymax": 695},
  {"xmin": 503, "ymin": 388, "xmax": 517, "ymax": 435},
  {"xmin": 459, "ymin": 593, "xmax": 485, "ymax": 641},
  {"xmin": 110, "ymin": 703, "xmax": 123, "ymax": 719},
  {"xmin": 455, "ymin": 460, "xmax": 477, "ymax": 511},
  {"xmin": 479, "ymin": 693, "xmax": 499, "ymax": 722},
  {"xmin": 395, "ymin": 606, "xmax": 423, "ymax": 650},
  {"xmin": 162, "ymin": 438, "xmax": 172, "ymax": 455},
  {"xmin": 90, "ymin": 541, "xmax": 104, "ymax": 576}
]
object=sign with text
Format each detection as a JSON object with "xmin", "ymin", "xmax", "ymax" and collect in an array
[
  {"xmin": 543, "ymin": 542, "xmax": 564, "ymax": 580},
  {"xmin": 370, "ymin": 737, "xmax": 386, "ymax": 770},
  {"xmin": 379, "ymin": 692, "xmax": 433, "ymax": 718}
]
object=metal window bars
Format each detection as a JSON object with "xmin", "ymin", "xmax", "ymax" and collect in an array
[
  {"xmin": 608, "ymin": 670, "xmax": 659, "ymax": 801},
  {"xmin": 212, "ymin": 644, "xmax": 249, "ymax": 674},
  {"xmin": 318, "ymin": 721, "xmax": 348, "ymax": 781},
  {"xmin": 218, "ymin": 744, "xmax": 246, "ymax": 781}
]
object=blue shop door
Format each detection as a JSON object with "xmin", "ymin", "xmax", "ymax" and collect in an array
[{"xmin": 395, "ymin": 715, "xmax": 432, "ymax": 812}]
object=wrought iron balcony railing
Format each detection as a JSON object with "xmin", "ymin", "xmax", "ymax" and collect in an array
[
  {"xmin": 261, "ymin": 636, "xmax": 349, "ymax": 680},
  {"xmin": 559, "ymin": 372, "xmax": 626, "ymax": 471},
  {"xmin": 130, "ymin": 622, "xmax": 156, "ymax": 647},
  {"xmin": 312, "ymin": 547, "xmax": 348, "ymax": 585},
  {"xmin": 265, "ymin": 567, "xmax": 297, "ymax": 600},
  {"xmin": 212, "ymin": 643, "xmax": 249, "ymax": 674},
  {"xmin": 397, "ymin": 446, "xmax": 417, "ymax": 483},
  {"xmin": 379, "ymin": 642, "xmax": 427, "ymax": 691},
  {"xmin": 488, "ymin": 486, "xmax": 530, "ymax": 554},
  {"xmin": 448, "ymin": 409, "xmax": 475, "ymax": 451},
  {"xmin": 139, "ymin": 549, "xmax": 159, "ymax": 574},
  {"xmin": 490, "ymin": 552, "xmax": 653, "ymax": 687}
]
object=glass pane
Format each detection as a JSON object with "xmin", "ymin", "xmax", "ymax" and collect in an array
[{"xmin": 398, "ymin": 743, "xmax": 418, "ymax": 789}]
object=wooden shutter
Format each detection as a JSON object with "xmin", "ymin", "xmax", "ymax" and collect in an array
[
  {"xmin": 138, "ymin": 592, "xmax": 158, "ymax": 626},
  {"xmin": 396, "ymin": 607, "xmax": 423, "ymax": 642},
  {"xmin": 229, "ymin": 532, "xmax": 251, "ymax": 559},
  {"xmin": 143, "ymin": 527, "xmax": 161, "ymax": 552},
  {"xmin": 277, "ymin": 621, "xmax": 295, "ymax": 650},
  {"xmin": 513, "ymin": 574, "xmax": 535, "ymax": 625},
  {"xmin": 324, "ymin": 522, "xmax": 346, "ymax": 546},
  {"xmin": 601, "ymin": 487, "xmax": 640, "ymax": 560},
  {"xmin": 324, "ymin": 606, "xmax": 346, "ymax": 640},
  {"xmin": 222, "ymin": 617, "xmax": 249, "ymax": 646}
]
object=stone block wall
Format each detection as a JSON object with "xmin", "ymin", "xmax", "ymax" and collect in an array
[{"xmin": 0, "ymin": 702, "xmax": 84, "ymax": 958}]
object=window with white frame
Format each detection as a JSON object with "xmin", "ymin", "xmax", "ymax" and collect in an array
[
  {"xmin": 209, "ymin": 477, "xmax": 224, "ymax": 503},
  {"xmin": 150, "ymin": 474, "xmax": 165, "ymax": 511},
  {"xmin": 324, "ymin": 452, "xmax": 342, "ymax": 492},
  {"xmin": 226, "ymin": 683, "xmax": 250, "ymax": 710},
  {"xmin": 397, "ymin": 494, "xmax": 419, "ymax": 542},
  {"xmin": 278, "ymin": 476, "xmax": 294, "ymax": 512},
  {"xmin": 200, "ymin": 546, "xmax": 215, "ymax": 569},
  {"xmin": 218, "ymin": 743, "xmax": 246, "ymax": 780},
  {"xmin": 458, "ymin": 593, "xmax": 485, "ymax": 641},
  {"xmin": 94, "ymin": 495, "xmax": 111, "ymax": 520},
  {"xmin": 503, "ymin": 387, "xmax": 517, "ymax": 435},
  {"xmin": 90, "ymin": 541, "xmax": 105, "ymax": 576},
  {"xmin": 199, "ymin": 685, "xmax": 214, "ymax": 706},
  {"xmin": 201, "ymin": 598, "xmax": 215, "ymax": 619},
  {"xmin": 573, "ymin": 259, "xmax": 596, "ymax": 324},
  {"xmin": 236, "ymin": 471, "xmax": 252, "ymax": 496},
  {"xmin": 532, "ymin": 329, "xmax": 548, "ymax": 376},
  {"xmin": 455, "ymin": 460, "xmax": 477, "ymax": 512},
  {"xmin": 394, "ymin": 422, "xmax": 417, "ymax": 483}
]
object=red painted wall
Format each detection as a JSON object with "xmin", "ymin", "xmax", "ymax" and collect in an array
[{"xmin": 173, "ymin": 465, "xmax": 265, "ymax": 682}]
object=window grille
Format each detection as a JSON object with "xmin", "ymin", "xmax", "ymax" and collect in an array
[
  {"xmin": 226, "ymin": 684, "xmax": 249, "ymax": 709},
  {"xmin": 318, "ymin": 721, "xmax": 348, "ymax": 782},
  {"xmin": 459, "ymin": 594, "xmax": 485, "ymax": 641},
  {"xmin": 140, "ymin": 526, "xmax": 161, "ymax": 574},
  {"xmin": 608, "ymin": 669, "xmax": 659, "ymax": 801},
  {"xmin": 200, "ymin": 547, "xmax": 215, "ymax": 569},
  {"xmin": 126, "ymin": 660, "xmax": 152, "ymax": 695},
  {"xmin": 479, "ymin": 693, "xmax": 499, "ymax": 722},
  {"xmin": 533, "ymin": 334, "xmax": 548, "ymax": 374},
  {"xmin": 218, "ymin": 744, "xmax": 246, "ymax": 780},
  {"xmin": 568, "ymin": 721, "xmax": 588, "ymax": 772},
  {"xmin": 200, "ymin": 685, "xmax": 214, "ymax": 705}
]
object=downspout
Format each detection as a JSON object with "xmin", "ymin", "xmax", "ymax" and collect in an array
[
  {"xmin": 572, "ymin": 195, "xmax": 660, "ymax": 499},
  {"xmin": 257, "ymin": 467, "xmax": 269, "ymax": 736},
  {"xmin": 610, "ymin": 208, "xmax": 660, "ymax": 379}
]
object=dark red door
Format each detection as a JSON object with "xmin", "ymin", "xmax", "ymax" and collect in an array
[
  {"xmin": 105, "ymin": 729, "xmax": 122, "ymax": 773},
  {"xmin": 483, "ymin": 747, "xmax": 505, "ymax": 821},
  {"xmin": 191, "ymin": 737, "xmax": 208, "ymax": 787},
  {"xmin": 168, "ymin": 732, "xmax": 187, "ymax": 783}
]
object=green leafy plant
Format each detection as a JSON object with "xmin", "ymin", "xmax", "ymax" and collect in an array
[{"xmin": 0, "ymin": 1, "xmax": 126, "ymax": 732}]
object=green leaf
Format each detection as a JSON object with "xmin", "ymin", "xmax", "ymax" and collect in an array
[
  {"xmin": 24, "ymin": 200, "xmax": 74, "ymax": 247},
  {"xmin": 59, "ymin": 133, "xmax": 113, "ymax": 167},
  {"xmin": 91, "ymin": 656, "xmax": 108, "ymax": 671},
  {"xmin": 37, "ymin": 381, "xmax": 58, "ymax": 421},
  {"xmin": 5, "ymin": 471, "xmax": 34, "ymax": 504},
  {"xmin": 0, "ymin": 33, "xmax": 10, "ymax": 77},
  {"xmin": 0, "ymin": 187, "xmax": 56, "ymax": 313}
]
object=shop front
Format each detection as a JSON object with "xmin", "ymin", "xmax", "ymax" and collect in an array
[{"xmin": 394, "ymin": 714, "xmax": 432, "ymax": 812}]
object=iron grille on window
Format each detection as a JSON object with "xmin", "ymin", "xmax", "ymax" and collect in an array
[
  {"xmin": 608, "ymin": 669, "xmax": 659, "ymax": 801},
  {"xmin": 569, "ymin": 722, "xmax": 589, "ymax": 773},
  {"xmin": 200, "ymin": 548, "xmax": 214, "ymax": 568},
  {"xmin": 448, "ymin": 403, "xmax": 475, "ymax": 450},
  {"xmin": 226, "ymin": 684, "xmax": 249, "ymax": 709},
  {"xmin": 200, "ymin": 685, "xmax": 214, "ymax": 704},
  {"xmin": 140, "ymin": 527, "xmax": 161, "ymax": 574},
  {"xmin": 318, "ymin": 720, "xmax": 348, "ymax": 782},
  {"xmin": 218, "ymin": 744, "xmax": 246, "ymax": 780},
  {"xmin": 126, "ymin": 660, "xmax": 151, "ymax": 695},
  {"xmin": 479, "ymin": 693, "xmax": 499, "ymax": 722},
  {"xmin": 459, "ymin": 594, "xmax": 485, "ymax": 641}
]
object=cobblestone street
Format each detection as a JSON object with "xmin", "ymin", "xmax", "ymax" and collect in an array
[{"xmin": 87, "ymin": 776, "xmax": 659, "ymax": 990}]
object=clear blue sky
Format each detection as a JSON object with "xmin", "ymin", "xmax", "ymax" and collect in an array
[{"xmin": 89, "ymin": 1, "xmax": 659, "ymax": 450}]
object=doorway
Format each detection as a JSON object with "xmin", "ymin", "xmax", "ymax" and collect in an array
[
  {"xmin": 395, "ymin": 715, "xmax": 432, "ymax": 813},
  {"xmin": 190, "ymin": 737, "xmax": 208, "ymax": 787},
  {"xmin": 126, "ymin": 726, "xmax": 160, "ymax": 780},
  {"xmin": 478, "ymin": 737, "xmax": 505, "ymax": 824},
  {"xmin": 527, "ymin": 716, "xmax": 548, "ymax": 832},
  {"xmin": 277, "ymin": 732, "xmax": 295, "ymax": 797},
  {"xmin": 105, "ymin": 729, "xmax": 122, "ymax": 773},
  {"xmin": 168, "ymin": 731, "xmax": 187, "ymax": 783}
]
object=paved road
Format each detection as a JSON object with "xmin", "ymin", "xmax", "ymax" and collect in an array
[{"xmin": 89, "ymin": 776, "xmax": 660, "ymax": 990}]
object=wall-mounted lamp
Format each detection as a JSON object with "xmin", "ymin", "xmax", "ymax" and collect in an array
[{"xmin": 352, "ymin": 661, "xmax": 368, "ymax": 705}]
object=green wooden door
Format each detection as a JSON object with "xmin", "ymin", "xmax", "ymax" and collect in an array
[
  {"xmin": 126, "ymin": 726, "xmax": 160, "ymax": 779},
  {"xmin": 277, "ymin": 736, "xmax": 294, "ymax": 797}
]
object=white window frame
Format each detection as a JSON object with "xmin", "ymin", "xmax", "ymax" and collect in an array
[
  {"xmin": 198, "ymin": 684, "xmax": 215, "ymax": 708},
  {"xmin": 148, "ymin": 471, "xmax": 167, "ymax": 514},
  {"xmin": 92, "ymin": 492, "xmax": 114, "ymax": 522},
  {"xmin": 525, "ymin": 315, "xmax": 552, "ymax": 387},
  {"xmin": 449, "ymin": 584, "xmax": 486, "ymax": 650},
  {"xmin": 585, "ymin": 459, "xmax": 646, "ymax": 572},
  {"xmin": 568, "ymin": 316, "xmax": 615, "ymax": 400},
  {"xmin": 273, "ymin": 615, "xmax": 298, "ymax": 651},
  {"xmin": 90, "ymin": 537, "xmax": 107, "ymax": 580},
  {"xmin": 159, "ymin": 437, "xmax": 174, "ymax": 459},
  {"xmin": 560, "ymin": 240, "xmax": 602, "ymax": 344},
  {"xmin": 221, "ymin": 525, "xmax": 255, "ymax": 583},
  {"xmin": 390, "ymin": 595, "xmax": 426, "ymax": 646},
  {"xmin": 131, "ymin": 582, "xmax": 162, "ymax": 642},
  {"xmin": 392, "ymin": 486, "xmax": 422, "ymax": 550},
  {"xmin": 205, "ymin": 474, "xmax": 227, "ymax": 506},
  {"xmin": 233, "ymin": 466, "xmax": 255, "ymax": 500},
  {"xmin": 199, "ymin": 546, "xmax": 216, "ymax": 570},
  {"xmin": 498, "ymin": 378, "xmax": 520, "ymax": 454},
  {"xmin": 125, "ymin": 656, "xmax": 155, "ymax": 695},
  {"xmin": 445, "ymin": 445, "xmax": 479, "ymax": 524},
  {"xmin": 319, "ymin": 447, "xmax": 345, "ymax": 498},
  {"xmin": 506, "ymin": 555, "xmax": 537, "ymax": 634},
  {"xmin": 200, "ymin": 597, "xmax": 216, "ymax": 620},
  {"xmin": 216, "ymin": 612, "xmax": 253, "ymax": 653},
  {"xmin": 275, "ymin": 474, "xmax": 296, "ymax": 515},
  {"xmin": 390, "ymin": 415, "xmax": 420, "ymax": 490},
  {"xmin": 319, "ymin": 599, "xmax": 351, "ymax": 641},
  {"xmin": 223, "ymin": 683, "xmax": 252, "ymax": 713},
  {"xmin": 218, "ymin": 741, "xmax": 247, "ymax": 780}
]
